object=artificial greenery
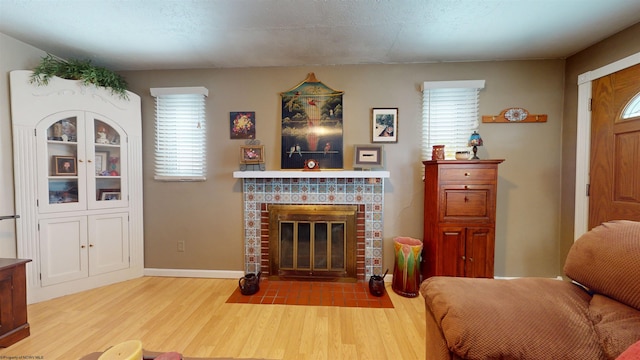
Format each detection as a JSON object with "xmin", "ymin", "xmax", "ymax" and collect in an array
[{"xmin": 30, "ymin": 54, "xmax": 129, "ymax": 100}]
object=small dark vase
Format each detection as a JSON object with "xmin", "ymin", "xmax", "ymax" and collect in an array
[
  {"xmin": 239, "ymin": 271, "xmax": 261, "ymax": 296},
  {"xmin": 369, "ymin": 269, "xmax": 388, "ymax": 297}
]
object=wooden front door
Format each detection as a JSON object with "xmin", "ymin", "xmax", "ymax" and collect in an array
[{"xmin": 589, "ymin": 63, "xmax": 640, "ymax": 229}]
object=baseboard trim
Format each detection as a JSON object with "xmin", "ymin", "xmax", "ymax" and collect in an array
[
  {"xmin": 143, "ymin": 268, "xmax": 244, "ymax": 279},
  {"xmin": 142, "ymin": 269, "xmax": 563, "ymax": 283},
  {"xmin": 143, "ymin": 268, "xmax": 396, "ymax": 282}
]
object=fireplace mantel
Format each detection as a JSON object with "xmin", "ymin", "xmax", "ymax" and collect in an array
[{"xmin": 233, "ymin": 170, "xmax": 390, "ymax": 179}]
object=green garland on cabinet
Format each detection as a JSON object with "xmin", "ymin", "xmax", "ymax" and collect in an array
[{"xmin": 30, "ymin": 54, "xmax": 129, "ymax": 100}]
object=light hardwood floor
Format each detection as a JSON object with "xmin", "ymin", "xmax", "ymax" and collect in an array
[{"xmin": 0, "ymin": 277, "xmax": 426, "ymax": 359}]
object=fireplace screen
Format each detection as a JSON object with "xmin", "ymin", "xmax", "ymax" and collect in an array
[
  {"xmin": 269, "ymin": 205, "xmax": 356, "ymax": 281},
  {"xmin": 280, "ymin": 221, "xmax": 345, "ymax": 271}
]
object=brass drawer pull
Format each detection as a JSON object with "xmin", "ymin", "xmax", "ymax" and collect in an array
[{"xmin": 465, "ymin": 172, "xmax": 471, "ymax": 177}]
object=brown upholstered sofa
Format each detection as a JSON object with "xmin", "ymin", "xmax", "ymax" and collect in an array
[{"xmin": 420, "ymin": 220, "xmax": 640, "ymax": 360}]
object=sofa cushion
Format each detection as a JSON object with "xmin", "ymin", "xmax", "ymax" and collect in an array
[
  {"xmin": 421, "ymin": 277, "xmax": 602, "ymax": 360},
  {"xmin": 588, "ymin": 294, "xmax": 640, "ymax": 359},
  {"xmin": 564, "ymin": 220, "xmax": 640, "ymax": 310}
]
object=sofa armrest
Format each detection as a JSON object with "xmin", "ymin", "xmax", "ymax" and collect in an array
[{"xmin": 420, "ymin": 277, "xmax": 601, "ymax": 360}]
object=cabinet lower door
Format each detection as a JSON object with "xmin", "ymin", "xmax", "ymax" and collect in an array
[
  {"xmin": 438, "ymin": 227, "xmax": 466, "ymax": 277},
  {"xmin": 88, "ymin": 213, "xmax": 129, "ymax": 276},
  {"xmin": 39, "ymin": 216, "xmax": 89, "ymax": 286},
  {"xmin": 465, "ymin": 227, "xmax": 494, "ymax": 278}
]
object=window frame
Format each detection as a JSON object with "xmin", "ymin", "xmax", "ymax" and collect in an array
[
  {"xmin": 421, "ymin": 80, "xmax": 485, "ymax": 160},
  {"xmin": 150, "ymin": 86, "xmax": 209, "ymax": 182}
]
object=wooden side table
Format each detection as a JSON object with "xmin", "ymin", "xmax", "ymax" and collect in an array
[{"xmin": 0, "ymin": 258, "xmax": 31, "ymax": 347}]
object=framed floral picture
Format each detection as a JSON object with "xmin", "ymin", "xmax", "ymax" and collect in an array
[
  {"xmin": 230, "ymin": 112, "xmax": 256, "ymax": 139},
  {"xmin": 240, "ymin": 145, "xmax": 265, "ymax": 164}
]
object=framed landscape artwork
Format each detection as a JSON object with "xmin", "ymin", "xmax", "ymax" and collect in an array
[{"xmin": 280, "ymin": 73, "xmax": 344, "ymax": 169}]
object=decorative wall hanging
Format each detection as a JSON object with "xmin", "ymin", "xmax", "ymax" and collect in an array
[
  {"xmin": 482, "ymin": 107, "xmax": 547, "ymax": 123},
  {"xmin": 372, "ymin": 108, "xmax": 398, "ymax": 143},
  {"xmin": 230, "ymin": 111, "xmax": 256, "ymax": 139},
  {"xmin": 280, "ymin": 73, "xmax": 344, "ymax": 169}
]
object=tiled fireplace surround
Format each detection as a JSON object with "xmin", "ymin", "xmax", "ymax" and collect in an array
[{"xmin": 234, "ymin": 171, "xmax": 390, "ymax": 280}]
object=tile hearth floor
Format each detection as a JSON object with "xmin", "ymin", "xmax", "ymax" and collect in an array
[{"xmin": 226, "ymin": 279, "xmax": 394, "ymax": 308}]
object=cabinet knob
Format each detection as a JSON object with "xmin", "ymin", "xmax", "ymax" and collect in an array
[
  {"xmin": 78, "ymin": 159, "xmax": 84, "ymax": 163},
  {"xmin": 87, "ymin": 159, "xmax": 93, "ymax": 163},
  {"xmin": 469, "ymin": 257, "xmax": 474, "ymax": 262},
  {"xmin": 81, "ymin": 245, "xmax": 86, "ymax": 249},
  {"xmin": 464, "ymin": 172, "xmax": 471, "ymax": 177},
  {"xmin": 89, "ymin": 244, "xmax": 94, "ymax": 247},
  {"xmin": 461, "ymin": 255, "xmax": 466, "ymax": 260}
]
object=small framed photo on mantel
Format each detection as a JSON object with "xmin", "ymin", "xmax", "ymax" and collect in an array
[
  {"xmin": 372, "ymin": 108, "xmax": 398, "ymax": 143},
  {"xmin": 353, "ymin": 144, "xmax": 384, "ymax": 170}
]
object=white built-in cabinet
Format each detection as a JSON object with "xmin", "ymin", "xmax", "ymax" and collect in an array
[{"xmin": 10, "ymin": 70, "xmax": 144, "ymax": 303}]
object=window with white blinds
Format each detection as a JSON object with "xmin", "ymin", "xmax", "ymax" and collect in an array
[
  {"xmin": 421, "ymin": 80, "xmax": 485, "ymax": 160},
  {"xmin": 150, "ymin": 87, "xmax": 209, "ymax": 181}
]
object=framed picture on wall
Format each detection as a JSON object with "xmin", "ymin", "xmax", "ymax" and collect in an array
[
  {"xmin": 230, "ymin": 112, "xmax": 256, "ymax": 139},
  {"xmin": 280, "ymin": 73, "xmax": 344, "ymax": 169},
  {"xmin": 353, "ymin": 145, "xmax": 384, "ymax": 169},
  {"xmin": 372, "ymin": 108, "xmax": 398, "ymax": 143}
]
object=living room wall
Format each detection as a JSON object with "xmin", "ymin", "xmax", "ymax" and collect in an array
[
  {"xmin": 0, "ymin": 32, "xmax": 569, "ymax": 278},
  {"xmin": 121, "ymin": 61, "xmax": 566, "ymax": 277}
]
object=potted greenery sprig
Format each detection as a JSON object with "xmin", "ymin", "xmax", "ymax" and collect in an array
[{"xmin": 30, "ymin": 54, "xmax": 129, "ymax": 100}]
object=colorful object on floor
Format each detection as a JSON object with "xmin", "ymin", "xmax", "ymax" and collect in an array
[
  {"xmin": 391, "ymin": 236, "xmax": 423, "ymax": 298},
  {"xmin": 97, "ymin": 340, "xmax": 142, "ymax": 360},
  {"xmin": 226, "ymin": 279, "xmax": 394, "ymax": 308}
]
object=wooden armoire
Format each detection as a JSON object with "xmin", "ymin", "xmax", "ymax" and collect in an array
[{"xmin": 422, "ymin": 159, "xmax": 504, "ymax": 279}]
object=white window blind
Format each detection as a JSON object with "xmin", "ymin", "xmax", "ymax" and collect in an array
[
  {"xmin": 150, "ymin": 87, "xmax": 208, "ymax": 181},
  {"xmin": 421, "ymin": 80, "xmax": 485, "ymax": 160}
]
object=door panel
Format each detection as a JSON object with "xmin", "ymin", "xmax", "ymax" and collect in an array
[
  {"xmin": 465, "ymin": 227, "xmax": 493, "ymax": 278},
  {"xmin": 590, "ymin": 63, "xmax": 640, "ymax": 229},
  {"xmin": 39, "ymin": 216, "xmax": 88, "ymax": 286},
  {"xmin": 438, "ymin": 227, "xmax": 464, "ymax": 277},
  {"xmin": 88, "ymin": 213, "xmax": 129, "ymax": 276}
]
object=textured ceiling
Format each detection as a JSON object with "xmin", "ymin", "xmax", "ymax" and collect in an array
[{"xmin": 1, "ymin": 0, "xmax": 640, "ymax": 71}]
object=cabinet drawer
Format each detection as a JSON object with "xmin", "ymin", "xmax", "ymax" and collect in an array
[
  {"xmin": 440, "ymin": 187, "xmax": 494, "ymax": 222},
  {"xmin": 440, "ymin": 167, "xmax": 496, "ymax": 183}
]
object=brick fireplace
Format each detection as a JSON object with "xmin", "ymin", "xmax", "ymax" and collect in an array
[{"xmin": 234, "ymin": 171, "xmax": 390, "ymax": 280}]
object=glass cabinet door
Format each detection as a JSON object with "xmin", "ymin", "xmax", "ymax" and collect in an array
[
  {"xmin": 37, "ymin": 112, "xmax": 127, "ymax": 213},
  {"xmin": 37, "ymin": 112, "xmax": 86, "ymax": 213},
  {"xmin": 88, "ymin": 115, "xmax": 127, "ymax": 209}
]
